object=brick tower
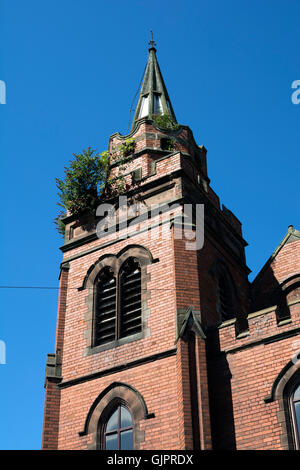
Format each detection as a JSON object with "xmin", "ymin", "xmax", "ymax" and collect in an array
[{"xmin": 42, "ymin": 39, "xmax": 300, "ymax": 450}]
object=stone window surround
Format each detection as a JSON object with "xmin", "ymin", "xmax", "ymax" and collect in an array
[
  {"xmin": 211, "ymin": 259, "xmax": 239, "ymax": 321},
  {"xmin": 79, "ymin": 382, "xmax": 148, "ymax": 450},
  {"xmin": 81, "ymin": 245, "xmax": 153, "ymax": 357},
  {"xmin": 266, "ymin": 359, "xmax": 300, "ymax": 449},
  {"xmin": 274, "ymin": 274, "xmax": 300, "ymax": 324}
]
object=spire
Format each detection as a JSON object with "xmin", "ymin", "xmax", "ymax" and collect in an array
[{"xmin": 131, "ymin": 32, "xmax": 177, "ymax": 130}]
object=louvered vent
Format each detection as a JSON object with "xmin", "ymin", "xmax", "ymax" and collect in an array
[
  {"xmin": 218, "ymin": 274, "xmax": 235, "ymax": 320},
  {"xmin": 94, "ymin": 268, "xmax": 116, "ymax": 346},
  {"xmin": 120, "ymin": 258, "xmax": 142, "ymax": 338}
]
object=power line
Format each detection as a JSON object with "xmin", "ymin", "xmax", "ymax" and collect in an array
[
  {"xmin": 0, "ymin": 285, "xmax": 199, "ymax": 291},
  {"xmin": 0, "ymin": 286, "xmax": 60, "ymax": 290},
  {"xmin": 126, "ymin": 62, "xmax": 147, "ymax": 133}
]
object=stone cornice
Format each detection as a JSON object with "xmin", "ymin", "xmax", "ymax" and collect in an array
[{"xmin": 57, "ymin": 347, "xmax": 177, "ymax": 389}]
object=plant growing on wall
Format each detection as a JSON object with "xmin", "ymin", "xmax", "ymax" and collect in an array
[
  {"xmin": 56, "ymin": 147, "xmax": 108, "ymax": 215},
  {"xmin": 55, "ymin": 140, "xmax": 136, "ymax": 235},
  {"xmin": 105, "ymin": 137, "xmax": 136, "ymax": 197},
  {"xmin": 54, "ymin": 147, "xmax": 109, "ymax": 235},
  {"xmin": 161, "ymin": 137, "xmax": 177, "ymax": 151},
  {"xmin": 152, "ymin": 113, "xmax": 179, "ymax": 131},
  {"xmin": 54, "ymin": 210, "xmax": 67, "ymax": 236},
  {"xmin": 118, "ymin": 137, "xmax": 135, "ymax": 157}
]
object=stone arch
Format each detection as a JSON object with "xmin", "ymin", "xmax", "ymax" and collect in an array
[
  {"xmin": 82, "ymin": 245, "xmax": 154, "ymax": 355},
  {"xmin": 211, "ymin": 259, "xmax": 238, "ymax": 322},
  {"xmin": 79, "ymin": 244, "xmax": 154, "ymax": 291},
  {"xmin": 265, "ymin": 359, "xmax": 300, "ymax": 449},
  {"xmin": 211, "ymin": 259, "xmax": 238, "ymax": 295},
  {"xmin": 79, "ymin": 382, "xmax": 147, "ymax": 450},
  {"xmin": 273, "ymin": 274, "xmax": 300, "ymax": 323},
  {"xmin": 117, "ymin": 244, "xmax": 155, "ymax": 268}
]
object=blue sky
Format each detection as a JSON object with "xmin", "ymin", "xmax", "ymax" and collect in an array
[{"xmin": 0, "ymin": 0, "xmax": 299, "ymax": 449}]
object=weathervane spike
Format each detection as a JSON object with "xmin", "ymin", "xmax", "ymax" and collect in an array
[
  {"xmin": 130, "ymin": 31, "xmax": 177, "ymax": 130},
  {"xmin": 149, "ymin": 30, "xmax": 156, "ymax": 49}
]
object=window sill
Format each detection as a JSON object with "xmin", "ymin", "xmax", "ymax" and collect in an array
[{"xmin": 85, "ymin": 331, "xmax": 145, "ymax": 356}]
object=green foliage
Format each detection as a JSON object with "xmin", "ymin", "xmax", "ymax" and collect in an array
[
  {"xmin": 162, "ymin": 137, "xmax": 176, "ymax": 151},
  {"xmin": 152, "ymin": 113, "xmax": 179, "ymax": 131},
  {"xmin": 100, "ymin": 150, "xmax": 110, "ymax": 167},
  {"xmin": 55, "ymin": 147, "xmax": 108, "ymax": 217},
  {"xmin": 119, "ymin": 137, "xmax": 136, "ymax": 157},
  {"xmin": 104, "ymin": 138, "xmax": 136, "ymax": 196},
  {"xmin": 54, "ymin": 141, "xmax": 136, "ymax": 234},
  {"xmin": 54, "ymin": 211, "xmax": 66, "ymax": 236}
]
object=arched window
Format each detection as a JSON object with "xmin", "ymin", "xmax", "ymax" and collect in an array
[
  {"xmin": 291, "ymin": 383, "xmax": 300, "ymax": 449},
  {"xmin": 138, "ymin": 94, "xmax": 149, "ymax": 118},
  {"xmin": 119, "ymin": 258, "xmax": 142, "ymax": 338},
  {"xmin": 218, "ymin": 272, "xmax": 235, "ymax": 321},
  {"xmin": 104, "ymin": 405, "xmax": 133, "ymax": 450},
  {"xmin": 80, "ymin": 382, "xmax": 147, "ymax": 449},
  {"xmin": 264, "ymin": 362, "xmax": 300, "ymax": 450},
  {"xmin": 212, "ymin": 260, "xmax": 237, "ymax": 323},
  {"xmin": 275, "ymin": 275, "xmax": 300, "ymax": 323},
  {"xmin": 93, "ymin": 258, "xmax": 142, "ymax": 346},
  {"xmin": 94, "ymin": 267, "xmax": 117, "ymax": 346}
]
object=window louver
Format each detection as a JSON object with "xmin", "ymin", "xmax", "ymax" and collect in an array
[
  {"xmin": 94, "ymin": 268, "xmax": 116, "ymax": 346},
  {"xmin": 219, "ymin": 274, "xmax": 234, "ymax": 320},
  {"xmin": 120, "ymin": 258, "xmax": 142, "ymax": 338}
]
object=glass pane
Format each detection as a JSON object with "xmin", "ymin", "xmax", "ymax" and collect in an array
[
  {"xmin": 294, "ymin": 402, "xmax": 300, "ymax": 440},
  {"xmin": 139, "ymin": 95, "xmax": 149, "ymax": 118},
  {"xmin": 294, "ymin": 384, "xmax": 300, "ymax": 400},
  {"xmin": 106, "ymin": 433, "xmax": 118, "ymax": 450},
  {"xmin": 106, "ymin": 408, "xmax": 119, "ymax": 432},
  {"xmin": 153, "ymin": 94, "xmax": 162, "ymax": 114},
  {"xmin": 120, "ymin": 406, "xmax": 132, "ymax": 428},
  {"xmin": 120, "ymin": 429, "xmax": 133, "ymax": 450}
]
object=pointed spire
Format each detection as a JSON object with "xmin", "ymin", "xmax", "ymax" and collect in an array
[{"xmin": 131, "ymin": 32, "xmax": 177, "ymax": 130}]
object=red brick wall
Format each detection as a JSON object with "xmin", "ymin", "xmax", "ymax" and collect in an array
[
  {"xmin": 57, "ymin": 358, "xmax": 181, "ymax": 450},
  {"xmin": 42, "ymin": 266, "xmax": 69, "ymax": 449},
  {"xmin": 42, "ymin": 379, "xmax": 61, "ymax": 450},
  {"xmin": 209, "ymin": 239, "xmax": 300, "ymax": 449},
  {"xmin": 252, "ymin": 238, "xmax": 300, "ymax": 310},
  {"xmin": 43, "ymin": 220, "xmax": 194, "ymax": 449},
  {"xmin": 42, "ymin": 117, "xmax": 300, "ymax": 450}
]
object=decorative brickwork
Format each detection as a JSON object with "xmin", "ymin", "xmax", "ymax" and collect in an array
[
  {"xmin": 81, "ymin": 245, "xmax": 152, "ymax": 356},
  {"xmin": 79, "ymin": 382, "xmax": 148, "ymax": 450},
  {"xmin": 42, "ymin": 46, "xmax": 300, "ymax": 450}
]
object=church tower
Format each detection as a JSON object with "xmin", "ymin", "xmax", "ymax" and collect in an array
[{"xmin": 42, "ymin": 37, "xmax": 300, "ymax": 451}]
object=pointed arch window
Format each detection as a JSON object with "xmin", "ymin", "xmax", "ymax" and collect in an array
[
  {"xmin": 138, "ymin": 94, "xmax": 149, "ymax": 118},
  {"xmin": 94, "ymin": 267, "xmax": 117, "ymax": 346},
  {"xmin": 153, "ymin": 93, "xmax": 163, "ymax": 114},
  {"xmin": 214, "ymin": 261, "xmax": 236, "ymax": 322},
  {"xmin": 120, "ymin": 258, "xmax": 142, "ymax": 338},
  {"xmin": 104, "ymin": 405, "xmax": 133, "ymax": 450},
  {"xmin": 275, "ymin": 275, "xmax": 300, "ymax": 323},
  {"xmin": 218, "ymin": 272, "xmax": 235, "ymax": 321},
  {"xmin": 93, "ymin": 258, "xmax": 142, "ymax": 347},
  {"xmin": 291, "ymin": 383, "xmax": 300, "ymax": 449}
]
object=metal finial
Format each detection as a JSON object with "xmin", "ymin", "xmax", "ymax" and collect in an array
[{"xmin": 149, "ymin": 30, "xmax": 156, "ymax": 49}]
